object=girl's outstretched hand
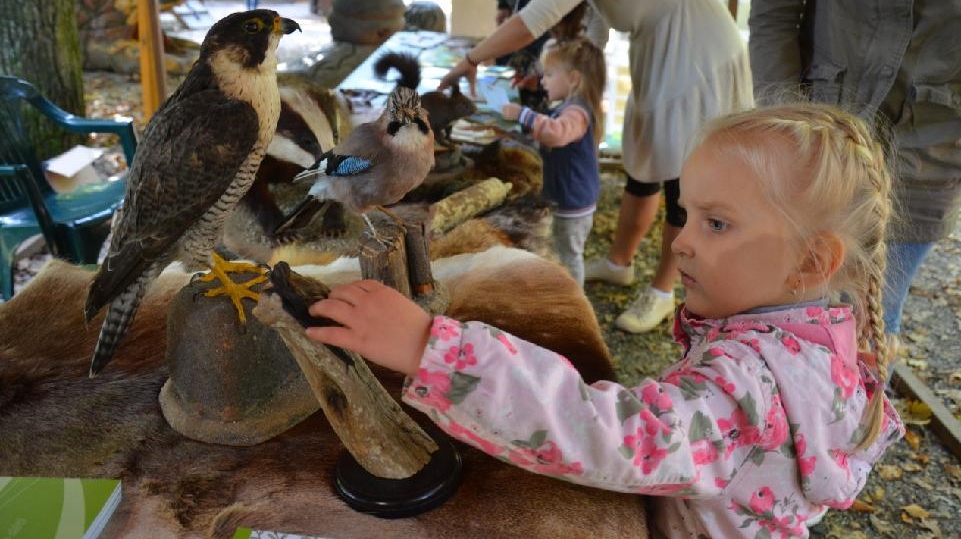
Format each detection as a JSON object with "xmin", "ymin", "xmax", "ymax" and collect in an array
[
  {"xmin": 501, "ymin": 103, "xmax": 521, "ymax": 121},
  {"xmin": 306, "ymin": 280, "xmax": 431, "ymax": 376}
]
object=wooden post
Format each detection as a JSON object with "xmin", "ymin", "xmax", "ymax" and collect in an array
[
  {"xmin": 137, "ymin": 0, "xmax": 167, "ymax": 120},
  {"xmin": 891, "ymin": 363, "xmax": 961, "ymax": 459},
  {"xmin": 358, "ymin": 224, "xmax": 411, "ymax": 298},
  {"xmin": 404, "ymin": 220, "xmax": 435, "ymax": 296}
]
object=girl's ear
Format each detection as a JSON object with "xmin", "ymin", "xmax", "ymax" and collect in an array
[{"xmin": 797, "ymin": 232, "xmax": 845, "ymax": 290}]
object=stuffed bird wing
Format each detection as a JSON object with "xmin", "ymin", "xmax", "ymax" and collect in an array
[
  {"xmin": 314, "ymin": 153, "xmax": 374, "ymax": 178},
  {"xmin": 85, "ymin": 92, "xmax": 260, "ymax": 318}
]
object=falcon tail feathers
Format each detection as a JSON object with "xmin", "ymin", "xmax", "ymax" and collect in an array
[
  {"xmin": 85, "ymin": 242, "xmax": 152, "ymax": 322},
  {"xmin": 272, "ymin": 198, "xmax": 333, "ymax": 237},
  {"xmin": 89, "ymin": 276, "xmax": 152, "ymax": 377}
]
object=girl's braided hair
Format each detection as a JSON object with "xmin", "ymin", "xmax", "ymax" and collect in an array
[{"xmin": 701, "ymin": 103, "xmax": 894, "ymax": 449}]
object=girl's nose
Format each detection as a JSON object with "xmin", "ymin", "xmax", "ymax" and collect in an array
[{"xmin": 671, "ymin": 226, "xmax": 692, "ymax": 258}]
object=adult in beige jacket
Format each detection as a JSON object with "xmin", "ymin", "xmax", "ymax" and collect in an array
[{"xmin": 440, "ymin": 0, "xmax": 753, "ymax": 333}]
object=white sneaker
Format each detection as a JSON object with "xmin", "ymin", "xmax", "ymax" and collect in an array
[
  {"xmin": 584, "ymin": 258, "xmax": 635, "ymax": 286},
  {"xmin": 615, "ymin": 288, "xmax": 675, "ymax": 333}
]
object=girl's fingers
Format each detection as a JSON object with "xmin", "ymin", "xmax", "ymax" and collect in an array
[
  {"xmin": 305, "ymin": 325, "xmax": 356, "ymax": 349},
  {"xmin": 308, "ymin": 297, "xmax": 355, "ymax": 325},
  {"xmin": 324, "ymin": 280, "xmax": 377, "ymax": 306}
]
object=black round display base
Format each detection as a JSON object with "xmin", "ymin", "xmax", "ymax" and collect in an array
[{"xmin": 334, "ymin": 426, "xmax": 463, "ymax": 519}]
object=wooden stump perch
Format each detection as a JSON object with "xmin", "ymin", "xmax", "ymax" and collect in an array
[
  {"xmin": 359, "ymin": 222, "xmax": 411, "ymax": 298},
  {"xmin": 255, "ymin": 216, "xmax": 450, "ymax": 479}
]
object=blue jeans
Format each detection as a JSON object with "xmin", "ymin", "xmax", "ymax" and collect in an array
[{"xmin": 883, "ymin": 241, "xmax": 935, "ymax": 334}]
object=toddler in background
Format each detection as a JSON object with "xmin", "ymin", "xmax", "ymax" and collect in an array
[
  {"xmin": 502, "ymin": 36, "xmax": 605, "ymax": 285},
  {"xmin": 306, "ymin": 103, "xmax": 904, "ymax": 538}
]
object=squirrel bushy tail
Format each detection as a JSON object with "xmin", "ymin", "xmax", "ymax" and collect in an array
[
  {"xmin": 372, "ymin": 51, "xmax": 478, "ymax": 146},
  {"xmin": 373, "ymin": 51, "xmax": 422, "ymax": 90}
]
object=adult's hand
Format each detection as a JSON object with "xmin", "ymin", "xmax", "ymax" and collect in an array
[
  {"xmin": 438, "ymin": 58, "xmax": 479, "ymax": 97},
  {"xmin": 437, "ymin": 14, "xmax": 538, "ymax": 97}
]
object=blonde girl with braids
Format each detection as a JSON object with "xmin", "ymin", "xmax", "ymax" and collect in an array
[
  {"xmin": 304, "ymin": 103, "xmax": 904, "ymax": 538},
  {"xmin": 501, "ymin": 36, "xmax": 606, "ymax": 285}
]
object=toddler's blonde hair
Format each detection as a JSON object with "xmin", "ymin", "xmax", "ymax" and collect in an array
[
  {"xmin": 540, "ymin": 36, "xmax": 606, "ymax": 147},
  {"xmin": 700, "ymin": 103, "xmax": 893, "ymax": 449}
]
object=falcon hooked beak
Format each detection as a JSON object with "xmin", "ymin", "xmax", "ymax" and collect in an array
[{"xmin": 274, "ymin": 15, "xmax": 302, "ymax": 36}]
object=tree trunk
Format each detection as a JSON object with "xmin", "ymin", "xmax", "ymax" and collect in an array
[{"xmin": 0, "ymin": 0, "xmax": 85, "ymax": 159}]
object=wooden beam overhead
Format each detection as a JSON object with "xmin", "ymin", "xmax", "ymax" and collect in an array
[{"xmin": 137, "ymin": 0, "xmax": 167, "ymax": 121}]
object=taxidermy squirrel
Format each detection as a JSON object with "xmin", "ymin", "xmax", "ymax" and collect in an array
[{"xmin": 373, "ymin": 51, "xmax": 477, "ymax": 148}]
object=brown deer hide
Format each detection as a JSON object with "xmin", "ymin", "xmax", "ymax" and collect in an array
[{"xmin": 0, "ymin": 247, "xmax": 647, "ymax": 538}]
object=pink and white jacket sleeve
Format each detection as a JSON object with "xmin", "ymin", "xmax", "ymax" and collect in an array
[
  {"xmin": 518, "ymin": 105, "xmax": 590, "ymax": 149},
  {"xmin": 400, "ymin": 316, "xmax": 775, "ymax": 496}
]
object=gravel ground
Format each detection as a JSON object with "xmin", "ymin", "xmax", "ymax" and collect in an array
[{"xmin": 7, "ymin": 54, "xmax": 960, "ymax": 538}]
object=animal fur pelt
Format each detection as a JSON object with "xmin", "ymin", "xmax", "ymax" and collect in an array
[{"xmin": 0, "ymin": 248, "xmax": 647, "ymax": 538}]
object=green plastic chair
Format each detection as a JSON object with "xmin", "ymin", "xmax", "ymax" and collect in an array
[{"xmin": 0, "ymin": 75, "xmax": 137, "ymax": 299}]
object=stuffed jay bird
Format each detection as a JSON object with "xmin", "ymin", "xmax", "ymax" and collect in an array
[{"xmin": 272, "ymin": 86, "xmax": 434, "ymax": 240}]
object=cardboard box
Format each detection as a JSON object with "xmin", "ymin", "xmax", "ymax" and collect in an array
[{"xmin": 44, "ymin": 145, "xmax": 105, "ymax": 193}]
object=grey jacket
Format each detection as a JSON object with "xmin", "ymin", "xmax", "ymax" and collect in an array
[{"xmin": 749, "ymin": 0, "xmax": 961, "ymax": 242}]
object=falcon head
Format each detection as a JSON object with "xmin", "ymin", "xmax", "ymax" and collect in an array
[
  {"xmin": 200, "ymin": 10, "xmax": 302, "ymax": 69},
  {"xmin": 386, "ymin": 86, "xmax": 431, "ymax": 137}
]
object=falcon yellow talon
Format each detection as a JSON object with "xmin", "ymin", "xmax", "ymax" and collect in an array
[{"xmin": 199, "ymin": 252, "xmax": 269, "ymax": 323}]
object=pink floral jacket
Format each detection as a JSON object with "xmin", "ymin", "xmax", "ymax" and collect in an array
[{"xmin": 400, "ymin": 304, "xmax": 904, "ymax": 538}]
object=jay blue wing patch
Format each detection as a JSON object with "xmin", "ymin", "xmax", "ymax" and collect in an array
[{"xmin": 326, "ymin": 154, "xmax": 372, "ymax": 176}]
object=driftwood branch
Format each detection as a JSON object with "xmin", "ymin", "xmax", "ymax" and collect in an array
[
  {"xmin": 429, "ymin": 177, "xmax": 513, "ymax": 236},
  {"xmin": 252, "ymin": 265, "xmax": 437, "ymax": 479}
]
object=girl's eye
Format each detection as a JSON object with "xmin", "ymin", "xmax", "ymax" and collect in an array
[{"xmin": 707, "ymin": 218, "xmax": 727, "ymax": 232}]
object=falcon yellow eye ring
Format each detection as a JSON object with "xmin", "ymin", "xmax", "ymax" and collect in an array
[{"xmin": 243, "ymin": 19, "xmax": 264, "ymax": 33}]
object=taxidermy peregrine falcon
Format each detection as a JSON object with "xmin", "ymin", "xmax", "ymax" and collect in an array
[
  {"xmin": 83, "ymin": 10, "xmax": 301, "ymax": 376},
  {"xmin": 272, "ymin": 86, "xmax": 434, "ymax": 240}
]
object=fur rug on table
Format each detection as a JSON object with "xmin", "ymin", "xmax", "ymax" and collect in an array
[{"xmin": 0, "ymin": 246, "xmax": 647, "ymax": 539}]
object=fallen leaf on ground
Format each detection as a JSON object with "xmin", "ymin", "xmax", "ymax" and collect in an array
[
  {"xmin": 904, "ymin": 428, "xmax": 922, "ymax": 450},
  {"xmin": 850, "ymin": 499, "xmax": 875, "ymax": 512},
  {"xmin": 910, "ymin": 477, "xmax": 935, "ymax": 490},
  {"xmin": 825, "ymin": 523, "xmax": 868, "ymax": 539},
  {"xmin": 901, "ymin": 400, "xmax": 934, "ymax": 425},
  {"xmin": 902, "ymin": 462, "xmax": 924, "ymax": 472},
  {"xmin": 877, "ymin": 464, "xmax": 903, "ymax": 480},
  {"xmin": 945, "ymin": 464, "xmax": 961, "ymax": 481},
  {"xmin": 919, "ymin": 517, "xmax": 942, "ymax": 537},
  {"xmin": 902, "ymin": 504, "xmax": 931, "ymax": 519},
  {"xmin": 907, "ymin": 358, "xmax": 929, "ymax": 369},
  {"xmin": 869, "ymin": 514, "xmax": 894, "ymax": 534}
]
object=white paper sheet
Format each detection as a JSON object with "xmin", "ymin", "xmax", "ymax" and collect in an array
[{"xmin": 479, "ymin": 81, "xmax": 511, "ymax": 115}]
